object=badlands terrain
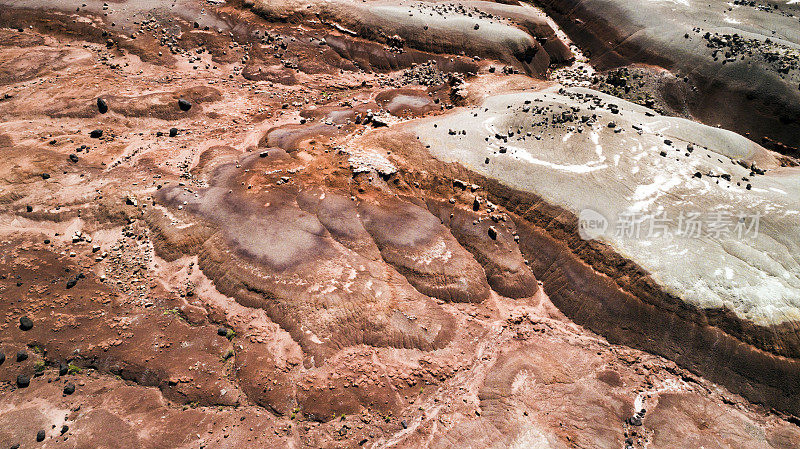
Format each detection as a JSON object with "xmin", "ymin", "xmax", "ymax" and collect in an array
[{"xmin": 0, "ymin": 0, "xmax": 799, "ymax": 447}]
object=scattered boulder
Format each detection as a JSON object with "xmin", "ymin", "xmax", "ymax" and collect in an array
[
  {"xmin": 59, "ymin": 363, "xmax": 68, "ymax": 376},
  {"xmin": 19, "ymin": 316, "xmax": 33, "ymax": 331},
  {"xmin": 169, "ymin": 127, "xmax": 178, "ymax": 137},
  {"xmin": 97, "ymin": 97, "xmax": 108, "ymax": 114},
  {"xmin": 16, "ymin": 374, "xmax": 30, "ymax": 388},
  {"xmin": 16, "ymin": 350, "xmax": 27, "ymax": 362},
  {"xmin": 178, "ymin": 98, "xmax": 192, "ymax": 111},
  {"xmin": 370, "ymin": 116, "xmax": 388, "ymax": 127},
  {"xmin": 69, "ymin": 154, "xmax": 79, "ymax": 163},
  {"xmin": 36, "ymin": 429, "xmax": 45, "ymax": 442},
  {"xmin": 63, "ymin": 382, "xmax": 76, "ymax": 395},
  {"xmin": 66, "ymin": 274, "xmax": 83, "ymax": 289}
]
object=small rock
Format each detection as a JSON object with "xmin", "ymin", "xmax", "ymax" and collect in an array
[
  {"xmin": 178, "ymin": 98, "xmax": 192, "ymax": 111},
  {"xmin": 16, "ymin": 350, "xmax": 28, "ymax": 362},
  {"xmin": 19, "ymin": 316, "xmax": 33, "ymax": 331},
  {"xmin": 60, "ymin": 425, "xmax": 69, "ymax": 435},
  {"xmin": 89, "ymin": 129, "xmax": 103, "ymax": 138},
  {"xmin": 63, "ymin": 383, "xmax": 76, "ymax": 395},
  {"xmin": 36, "ymin": 429, "xmax": 45, "ymax": 442},
  {"xmin": 169, "ymin": 127, "xmax": 178, "ymax": 137},
  {"xmin": 488, "ymin": 226, "xmax": 498, "ymax": 240},
  {"xmin": 371, "ymin": 116, "xmax": 388, "ymax": 127},
  {"xmin": 66, "ymin": 276, "xmax": 79, "ymax": 289},
  {"xmin": 69, "ymin": 154, "xmax": 79, "ymax": 163},
  {"xmin": 0, "ymin": 352, "xmax": 5, "ymax": 365},
  {"xmin": 217, "ymin": 327, "xmax": 229, "ymax": 337},
  {"xmin": 59, "ymin": 363, "xmax": 68, "ymax": 376},
  {"xmin": 16, "ymin": 374, "xmax": 30, "ymax": 388},
  {"xmin": 97, "ymin": 97, "xmax": 108, "ymax": 114}
]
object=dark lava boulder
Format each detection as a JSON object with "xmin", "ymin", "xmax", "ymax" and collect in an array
[
  {"xmin": 178, "ymin": 98, "xmax": 192, "ymax": 111},
  {"xmin": 16, "ymin": 374, "xmax": 30, "ymax": 388},
  {"xmin": 97, "ymin": 97, "xmax": 108, "ymax": 114}
]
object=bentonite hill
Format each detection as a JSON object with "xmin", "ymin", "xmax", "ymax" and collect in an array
[{"xmin": 1, "ymin": 0, "xmax": 799, "ymax": 447}]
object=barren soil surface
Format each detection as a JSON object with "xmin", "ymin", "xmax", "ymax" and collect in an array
[{"xmin": 0, "ymin": 0, "xmax": 798, "ymax": 448}]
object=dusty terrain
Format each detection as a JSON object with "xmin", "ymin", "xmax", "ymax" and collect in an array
[
  {"xmin": 535, "ymin": 0, "xmax": 800, "ymax": 154},
  {"xmin": 0, "ymin": 0, "xmax": 799, "ymax": 448}
]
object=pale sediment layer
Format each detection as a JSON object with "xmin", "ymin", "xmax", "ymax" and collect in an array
[{"xmin": 398, "ymin": 84, "xmax": 800, "ymax": 414}]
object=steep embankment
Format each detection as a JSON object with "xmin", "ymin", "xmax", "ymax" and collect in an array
[
  {"xmin": 380, "ymin": 84, "xmax": 800, "ymax": 415},
  {"xmin": 531, "ymin": 0, "xmax": 800, "ymax": 154}
]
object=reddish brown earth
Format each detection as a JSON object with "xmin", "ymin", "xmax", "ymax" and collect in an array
[{"xmin": 0, "ymin": 0, "xmax": 799, "ymax": 447}]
